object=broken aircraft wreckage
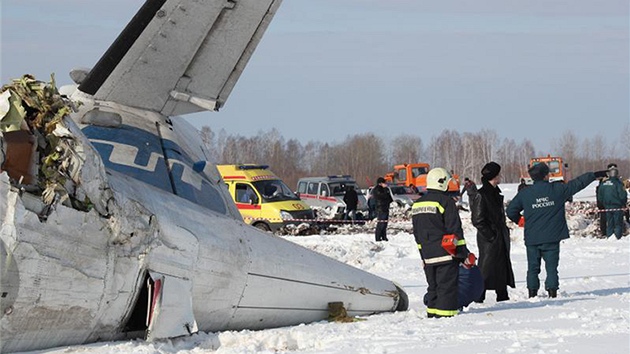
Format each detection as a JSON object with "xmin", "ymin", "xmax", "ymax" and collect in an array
[{"xmin": 0, "ymin": 0, "xmax": 407, "ymax": 352}]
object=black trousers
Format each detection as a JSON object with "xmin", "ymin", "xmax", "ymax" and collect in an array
[
  {"xmin": 424, "ymin": 261, "xmax": 459, "ymax": 317},
  {"xmin": 375, "ymin": 210, "xmax": 389, "ymax": 241}
]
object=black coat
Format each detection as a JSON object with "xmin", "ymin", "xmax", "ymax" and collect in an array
[
  {"xmin": 412, "ymin": 190, "xmax": 468, "ymax": 264},
  {"xmin": 470, "ymin": 181, "xmax": 515, "ymax": 290},
  {"xmin": 372, "ymin": 185, "xmax": 393, "ymax": 214},
  {"xmin": 343, "ymin": 188, "xmax": 359, "ymax": 211}
]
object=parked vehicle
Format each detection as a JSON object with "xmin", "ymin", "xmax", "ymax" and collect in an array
[
  {"xmin": 296, "ymin": 175, "xmax": 368, "ymax": 219},
  {"xmin": 384, "ymin": 163, "xmax": 460, "ymax": 197},
  {"xmin": 388, "ymin": 184, "xmax": 422, "ymax": 207},
  {"xmin": 384, "ymin": 163, "xmax": 430, "ymax": 194},
  {"xmin": 218, "ymin": 164, "xmax": 314, "ymax": 232},
  {"xmin": 522, "ymin": 155, "xmax": 570, "ymax": 185}
]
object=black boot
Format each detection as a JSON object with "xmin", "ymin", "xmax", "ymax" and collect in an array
[
  {"xmin": 474, "ymin": 290, "xmax": 486, "ymax": 303},
  {"xmin": 528, "ymin": 289, "xmax": 538, "ymax": 298},
  {"xmin": 547, "ymin": 289, "xmax": 557, "ymax": 298},
  {"xmin": 496, "ymin": 289, "xmax": 509, "ymax": 302}
]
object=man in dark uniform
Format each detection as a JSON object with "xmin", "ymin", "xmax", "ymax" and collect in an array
[
  {"xmin": 412, "ymin": 167, "xmax": 474, "ymax": 317},
  {"xmin": 372, "ymin": 177, "xmax": 393, "ymax": 241},
  {"xmin": 595, "ymin": 163, "xmax": 618, "ymax": 236},
  {"xmin": 597, "ymin": 164, "xmax": 628, "ymax": 239},
  {"xmin": 506, "ymin": 163, "xmax": 607, "ymax": 298}
]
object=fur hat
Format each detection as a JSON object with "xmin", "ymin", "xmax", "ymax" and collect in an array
[
  {"xmin": 528, "ymin": 162, "xmax": 550, "ymax": 181},
  {"xmin": 481, "ymin": 162, "xmax": 501, "ymax": 181}
]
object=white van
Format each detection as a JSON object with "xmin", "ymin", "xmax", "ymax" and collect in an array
[{"xmin": 296, "ymin": 175, "xmax": 368, "ymax": 219}]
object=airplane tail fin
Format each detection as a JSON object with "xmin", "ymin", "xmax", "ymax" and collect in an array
[{"xmin": 79, "ymin": 0, "xmax": 282, "ymax": 116}]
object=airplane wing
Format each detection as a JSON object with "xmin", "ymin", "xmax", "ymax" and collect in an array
[{"xmin": 78, "ymin": 0, "xmax": 282, "ymax": 116}]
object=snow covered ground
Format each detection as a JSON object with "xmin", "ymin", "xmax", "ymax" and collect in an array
[{"xmin": 20, "ymin": 182, "xmax": 630, "ymax": 354}]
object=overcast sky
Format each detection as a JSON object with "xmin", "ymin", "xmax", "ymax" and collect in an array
[{"xmin": 1, "ymin": 0, "xmax": 628, "ymax": 153}]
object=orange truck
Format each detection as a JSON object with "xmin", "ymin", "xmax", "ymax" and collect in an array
[
  {"xmin": 523, "ymin": 155, "xmax": 570, "ymax": 184},
  {"xmin": 384, "ymin": 163, "xmax": 460, "ymax": 196}
]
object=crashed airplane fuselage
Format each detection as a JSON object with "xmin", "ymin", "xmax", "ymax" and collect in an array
[{"xmin": 0, "ymin": 0, "xmax": 407, "ymax": 352}]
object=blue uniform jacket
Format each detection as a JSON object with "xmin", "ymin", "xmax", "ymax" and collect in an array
[
  {"xmin": 506, "ymin": 173, "xmax": 596, "ymax": 246},
  {"xmin": 597, "ymin": 177, "xmax": 628, "ymax": 209}
]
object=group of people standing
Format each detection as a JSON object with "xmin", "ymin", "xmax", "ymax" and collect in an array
[{"xmin": 410, "ymin": 161, "xmax": 620, "ymax": 318}]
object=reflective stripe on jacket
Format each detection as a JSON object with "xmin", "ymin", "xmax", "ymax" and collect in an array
[{"xmin": 412, "ymin": 190, "xmax": 467, "ymax": 265}]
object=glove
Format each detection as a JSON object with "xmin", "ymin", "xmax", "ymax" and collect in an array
[
  {"xmin": 594, "ymin": 170, "xmax": 608, "ymax": 179},
  {"xmin": 518, "ymin": 216, "xmax": 525, "ymax": 228},
  {"xmin": 462, "ymin": 253, "xmax": 476, "ymax": 269}
]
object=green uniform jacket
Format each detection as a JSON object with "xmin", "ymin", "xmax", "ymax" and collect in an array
[
  {"xmin": 506, "ymin": 173, "xmax": 596, "ymax": 246},
  {"xmin": 597, "ymin": 177, "xmax": 628, "ymax": 209}
]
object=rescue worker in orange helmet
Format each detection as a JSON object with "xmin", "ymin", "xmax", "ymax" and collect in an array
[{"xmin": 412, "ymin": 167, "xmax": 475, "ymax": 317}]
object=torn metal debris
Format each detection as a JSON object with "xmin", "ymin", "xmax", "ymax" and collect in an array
[{"xmin": 0, "ymin": 75, "xmax": 110, "ymax": 217}]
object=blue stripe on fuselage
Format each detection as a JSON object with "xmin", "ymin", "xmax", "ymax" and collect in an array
[
  {"xmin": 82, "ymin": 125, "xmax": 227, "ymax": 215},
  {"xmin": 83, "ymin": 125, "xmax": 173, "ymax": 192}
]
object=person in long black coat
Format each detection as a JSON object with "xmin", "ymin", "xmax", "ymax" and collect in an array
[{"xmin": 470, "ymin": 162, "xmax": 515, "ymax": 302}]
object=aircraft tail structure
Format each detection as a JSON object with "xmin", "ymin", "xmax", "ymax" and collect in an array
[{"xmin": 78, "ymin": 0, "xmax": 281, "ymax": 116}]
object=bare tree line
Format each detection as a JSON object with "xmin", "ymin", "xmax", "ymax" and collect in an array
[{"xmin": 199, "ymin": 125, "xmax": 630, "ymax": 189}]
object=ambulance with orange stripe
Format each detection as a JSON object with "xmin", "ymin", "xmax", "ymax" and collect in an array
[{"xmin": 217, "ymin": 164, "xmax": 314, "ymax": 232}]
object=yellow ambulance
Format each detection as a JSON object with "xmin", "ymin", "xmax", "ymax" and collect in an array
[{"xmin": 217, "ymin": 164, "xmax": 314, "ymax": 232}]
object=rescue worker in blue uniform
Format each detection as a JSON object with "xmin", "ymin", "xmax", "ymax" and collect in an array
[
  {"xmin": 412, "ymin": 167, "xmax": 475, "ymax": 317},
  {"xmin": 506, "ymin": 163, "xmax": 607, "ymax": 298},
  {"xmin": 596, "ymin": 164, "xmax": 628, "ymax": 239}
]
